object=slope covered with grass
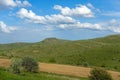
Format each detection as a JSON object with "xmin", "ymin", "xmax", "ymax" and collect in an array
[{"xmin": 0, "ymin": 34, "xmax": 120, "ymax": 71}]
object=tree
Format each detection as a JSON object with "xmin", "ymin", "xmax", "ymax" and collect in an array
[
  {"xmin": 21, "ymin": 57, "xmax": 38, "ymax": 72},
  {"xmin": 10, "ymin": 58, "xmax": 21, "ymax": 74},
  {"xmin": 89, "ymin": 68, "xmax": 113, "ymax": 80}
]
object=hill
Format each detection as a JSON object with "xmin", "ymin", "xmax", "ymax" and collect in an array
[{"xmin": 0, "ymin": 34, "xmax": 120, "ymax": 71}]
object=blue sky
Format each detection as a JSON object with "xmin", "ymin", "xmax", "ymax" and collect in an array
[{"xmin": 0, "ymin": 0, "xmax": 120, "ymax": 43}]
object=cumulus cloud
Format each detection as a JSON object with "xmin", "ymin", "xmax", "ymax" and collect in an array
[
  {"xmin": 15, "ymin": 0, "xmax": 31, "ymax": 7},
  {"xmin": 17, "ymin": 7, "xmax": 120, "ymax": 33},
  {"xmin": 54, "ymin": 5, "xmax": 94, "ymax": 18},
  {"xmin": 0, "ymin": 0, "xmax": 31, "ymax": 9},
  {"xmin": 17, "ymin": 8, "xmax": 45, "ymax": 24},
  {"xmin": 58, "ymin": 20, "xmax": 120, "ymax": 33},
  {"xmin": 0, "ymin": 21, "xmax": 17, "ymax": 33},
  {"xmin": 101, "ymin": 19, "xmax": 120, "ymax": 32},
  {"xmin": 17, "ymin": 8, "xmax": 77, "ymax": 24},
  {"xmin": 58, "ymin": 22, "xmax": 102, "ymax": 30},
  {"xmin": 17, "ymin": 8, "xmax": 104, "ymax": 31},
  {"xmin": 99, "ymin": 19, "xmax": 120, "ymax": 33}
]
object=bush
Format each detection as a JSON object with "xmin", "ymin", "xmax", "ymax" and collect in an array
[
  {"xmin": 49, "ymin": 58, "xmax": 56, "ymax": 63},
  {"xmin": 21, "ymin": 57, "xmax": 38, "ymax": 73},
  {"xmin": 83, "ymin": 62, "xmax": 89, "ymax": 67},
  {"xmin": 89, "ymin": 68, "xmax": 113, "ymax": 80},
  {"xmin": 10, "ymin": 58, "xmax": 21, "ymax": 74}
]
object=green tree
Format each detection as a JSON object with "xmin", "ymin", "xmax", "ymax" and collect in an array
[
  {"xmin": 21, "ymin": 57, "xmax": 38, "ymax": 72},
  {"xmin": 89, "ymin": 68, "xmax": 113, "ymax": 80},
  {"xmin": 10, "ymin": 58, "xmax": 21, "ymax": 74}
]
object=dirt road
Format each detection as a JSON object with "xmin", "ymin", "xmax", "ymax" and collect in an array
[{"xmin": 0, "ymin": 58, "xmax": 120, "ymax": 80}]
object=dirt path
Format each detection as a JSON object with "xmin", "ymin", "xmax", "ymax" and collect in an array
[{"xmin": 0, "ymin": 58, "xmax": 120, "ymax": 80}]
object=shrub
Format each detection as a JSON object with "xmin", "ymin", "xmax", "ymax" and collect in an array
[
  {"xmin": 114, "ymin": 66, "xmax": 118, "ymax": 69},
  {"xmin": 6, "ymin": 53, "xmax": 13, "ymax": 58},
  {"xmin": 89, "ymin": 68, "xmax": 113, "ymax": 80},
  {"xmin": 49, "ymin": 58, "xmax": 56, "ymax": 63},
  {"xmin": 83, "ymin": 62, "xmax": 89, "ymax": 67},
  {"xmin": 100, "ymin": 63, "xmax": 106, "ymax": 68},
  {"xmin": 21, "ymin": 57, "xmax": 38, "ymax": 72},
  {"xmin": 10, "ymin": 58, "xmax": 21, "ymax": 74}
]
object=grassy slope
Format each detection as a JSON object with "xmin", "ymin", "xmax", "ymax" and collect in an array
[
  {"xmin": 0, "ymin": 68, "xmax": 87, "ymax": 80},
  {"xmin": 0, "ymin": 34, "xmax": 120, "ymax": 71}
]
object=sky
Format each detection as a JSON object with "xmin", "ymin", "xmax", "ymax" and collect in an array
[{"xmin": 0, "ymin": 0, "xmax": 120, "ymax": 43}]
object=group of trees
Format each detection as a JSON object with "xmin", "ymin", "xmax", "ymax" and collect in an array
[{"xmin": 10, "ymin": 57, "xmax": 38, "ymax": 74}]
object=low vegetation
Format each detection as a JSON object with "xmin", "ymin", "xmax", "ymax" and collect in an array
[{"xmin": 89, "ymin": 68, "xmax": 113, "ymax": 80}]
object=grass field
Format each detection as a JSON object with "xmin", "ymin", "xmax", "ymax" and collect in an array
[
  {"xmin": 0, "ymin": 34, "xmax": 120, "ymax": 71},
  {"xmin": 0, "ymin": 68, "xmax": 88, "ymax": 80}
]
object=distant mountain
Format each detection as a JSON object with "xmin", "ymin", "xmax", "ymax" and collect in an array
[
  {"xmin": 0, "ymin": 34, "xmax": 120, "ymax": 71},
  {"xmin": 40, "ymin": 37, "xmax": 70, "ymax": 44}
]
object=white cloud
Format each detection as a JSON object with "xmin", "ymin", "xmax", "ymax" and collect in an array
[
  {"xmin": 58, "ymin": 22, "xmax": 102, "ymax": 30},
  {"xmin": 102, "ymin": 12, "xmax": 120, "ymax": 17},
  {"xmin": 16, "ymin": 0, "xmax": 31, "ymax": 7},
  {"xmin": 109, "ymin": 27, "xmax": 120, "ymax": 33},
  {"xmin": 17, "ymin": 8, "xmax": 77, "ymax": 24},
  {"xmin": 108, "ymin": 19, "xmax": 120, "ymax": 32},
  {"xmin": 109, "ymin": 19, "xmax": 117, "ymax": 24},
  {"xmin": 0, "ymin": 0, "xmax": 31, "ymax": 9},
  {"xmin": 17, "ymin": 7, "xmax": 120, "ymax": 33},
  {"xmin": 86, "ymin": 3, "xmax": 101, "ymax": 13},
  {"xmin": 17, "ymin": 8, "xmax": 45, "ymax": 24},
  {"xmin": 0, "ymin": 21, "xmax": 17, "ymax": 33},
  {"xmin": 45, "ymin": 14, "xmax": 76, "ymax": 24},
  {"xmin": 87, "ymin": 3, "xmax": 95, "ymax": 9},
  {"xmin": 58, "ymin": 19, "xmax": 120, "ymax": 33},
  {"xmin": 17, "ymin": 8, "xmax": 104, "ymax": 31},
  {"xmin": 54, "ymin": 5, "xmax": 94, "ymax": 18},
  {"xmin": 0, "ymin": 0, "xmax": 16, "ymax": 9},
  {"xmin": 100, "ymin": 19, "xmax": 120, "ymax": 33}
]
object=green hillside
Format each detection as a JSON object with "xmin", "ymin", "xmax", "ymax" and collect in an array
[{"xmin": 0, "ymin": 34, "xmax": 120, "ymax": 71}]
